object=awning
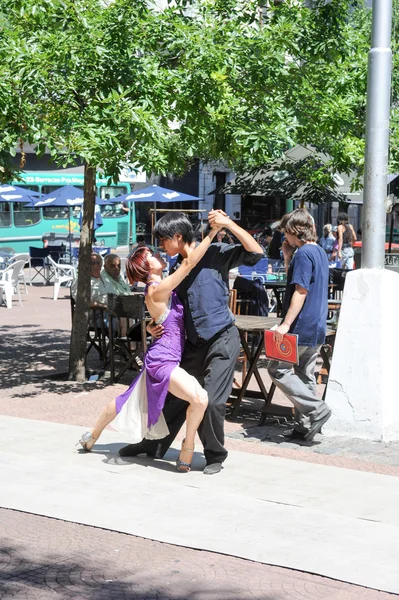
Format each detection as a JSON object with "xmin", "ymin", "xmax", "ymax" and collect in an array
[{"xmin": 211, "ymin": 145, "xmax": 399, "ymax": 205}]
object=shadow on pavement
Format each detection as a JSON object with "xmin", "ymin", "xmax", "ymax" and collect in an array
[
  {"xmin": 0, "ymin": 324, "xmax": 107, "ymax": 397},
  {"xmin": 0, "ymin": 540, "xmax": 282, "ymax": 600},
  {"xmin": 77, "ymin": 443, "xmax": 205, "ymax": 473}
]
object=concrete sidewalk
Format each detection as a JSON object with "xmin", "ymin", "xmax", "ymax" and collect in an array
[{"xmin": 1, "ymin": 415, "xmax": 399, "ymax": 594}]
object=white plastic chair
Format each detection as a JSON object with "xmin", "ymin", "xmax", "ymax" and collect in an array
[
  {"xmin": 47, "ymin": 256, "xmax": 76, "ymax": 301},
  {"xmin": 9, "ymin": 253, "xmax": 31, "ymax": 293},
  {"xmin": 0, "ymin": 260, "xmax": 26, "ymax": 308}
]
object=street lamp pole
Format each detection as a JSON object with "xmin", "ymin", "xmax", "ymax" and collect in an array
[{"xmin": 362, "ymin": 0, "xmax": 393, "ymax": 269}]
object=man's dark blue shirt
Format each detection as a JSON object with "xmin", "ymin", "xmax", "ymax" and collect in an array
[
  {"xmin": 171, "ymin": 242, "xmax": 263, "ymax": 344},
  {"xmin": 282, "ymin": 244, "xmax": 329, "ymax": 346}
]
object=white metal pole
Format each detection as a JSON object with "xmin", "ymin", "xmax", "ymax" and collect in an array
[{"xmin": 362, "ymin": 0, "xmax": 393, "ymax": 268}]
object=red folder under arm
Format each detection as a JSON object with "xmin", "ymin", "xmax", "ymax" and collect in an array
[{"xmin": 264, "ymin": 330, "xmax": 299, "ymax": 364}]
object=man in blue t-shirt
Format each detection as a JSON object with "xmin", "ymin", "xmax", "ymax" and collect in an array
[{"xmin": 267, "ymin": 209, "xmax": 331, "ymax": 442}]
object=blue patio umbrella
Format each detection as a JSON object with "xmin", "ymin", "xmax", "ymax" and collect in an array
[
  {"xmin": 33, "ymin": 185, "xmax": 104, "ymax": 259},
  {"xmin": 0, "ymin": 184, "xmax": 40, "ymax": 203},
  {"xmin": 110, "ymin": 185, "xmax": 202, "ymax": 246},
  {"xmin": 32, "ymin": 185, "xmax": 102, "ymax": 207},
  {"xmin": 111, "ymin": 184, "xmax": 202, "ymax": 204}
]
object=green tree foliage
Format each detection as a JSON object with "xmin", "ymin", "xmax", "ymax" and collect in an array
[
  {"xmin": 0, "ymin": 0, "xmax": 398, "ymax": 377},
  {"xmin": 0, "ymin": 0, "xmax": 208, "ymax": 380},
  {"xmin": 164, "ymin": 0, "xmax": 373, "ymax": 182},
  {"xmin": 2, "ymin": 0, "xmax": 398, "ymax": 181}
]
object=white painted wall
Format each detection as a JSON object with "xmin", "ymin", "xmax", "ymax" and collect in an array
[
  {"xmin": 325, "ymin": 268, "xmax": 399, "ymax": 441},
  {"xmin": 198, "ymin": 161, "xmax": 241, "ymax": 220}
]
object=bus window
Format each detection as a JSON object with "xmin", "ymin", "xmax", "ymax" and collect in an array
[
  {"xmin": 99, "ymin": 203, "xmax": 126, "ymax": 218},
  {"xmin": 100, "ymin": 186, "xmax": 128, "ymax": 200},
  {"xmin": 43, "ymin": 206, "xmax": 69, "ymax": 220},
  {"xmin": 0, "ymin": 202, "xmax": 11, "ymax": 227},
  {"xmin": 14, "ymin": 202, "xmax": 41, "ymax": 227},
  {"xmin": 11, "ymin": 184, "xmax": 40, "ymax": 194}
]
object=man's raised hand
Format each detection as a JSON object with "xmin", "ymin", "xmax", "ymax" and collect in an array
[{"xmin": 208, "ymin": 209, "xmax": 231, "ymax": 230}]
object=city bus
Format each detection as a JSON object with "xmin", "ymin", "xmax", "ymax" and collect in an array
[{"xmin": 0, "ymin": 168, "xmax": 140, "ymax": 253}]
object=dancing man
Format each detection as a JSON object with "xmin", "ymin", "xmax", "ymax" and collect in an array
[{"xmin": 119, "ymin": 209, "xmax": 264, "ymax": 474}]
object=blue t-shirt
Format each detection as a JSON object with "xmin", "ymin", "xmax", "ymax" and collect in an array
[{"xmin": 282, "ymin": 244, "xmax": 329, "ymax": 346}]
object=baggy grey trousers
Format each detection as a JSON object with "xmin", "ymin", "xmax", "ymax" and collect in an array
[{"xmin": 267, "ymin": 345, "xmax": 330, "ymax": 433}]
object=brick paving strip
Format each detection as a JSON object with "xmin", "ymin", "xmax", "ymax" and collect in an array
[{"xmin": 0, "ymin": 509, "xmax": 395, "ymax": 600}]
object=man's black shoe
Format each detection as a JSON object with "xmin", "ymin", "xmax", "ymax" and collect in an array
[
  {"xmin": 282, "ymin": 429, "xmax": 307, "ymax": 441},
  {"xmin": 203, "ymin": 462, "xmax": 223, "ymax": 475},
  {"xmin": 118, "ymin": 443, "xmax": 155, "ymax": 458},
  {"xmin": 305, "ymin": 409, "xmax": 332, "ymax": 442},
  {"xmin": 154, "ymin": 446, "xmax": 164, "ymax": 459}
]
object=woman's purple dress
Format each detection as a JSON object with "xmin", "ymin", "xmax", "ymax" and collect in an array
[{"xmin": 111, "ymin": 289, "xmax": 185, "ymax": 440}]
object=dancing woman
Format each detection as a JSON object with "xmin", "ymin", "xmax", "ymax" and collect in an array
[{"xmin": 77, "ymin": 224, "xmax": 220, "ymax": 472}]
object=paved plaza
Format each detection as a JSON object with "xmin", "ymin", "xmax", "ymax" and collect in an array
[{"xmin": 0, "ymin": 283, "xmax": 398, "ymax": 599}]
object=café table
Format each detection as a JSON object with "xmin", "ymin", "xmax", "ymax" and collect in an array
[
  {"xmin": 230, "ymin": 315, "xmax": 289, "ymax": 418},
  {"xmin": 231, "ymin": 314, "xmax": 336, "ymax": 422}
]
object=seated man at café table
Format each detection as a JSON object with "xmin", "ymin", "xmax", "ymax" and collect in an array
[
  {"xmin": 102, "ymin": 253, "xmax": 132, "ymax": 296},
  {"xmin": 71, "ymin": 252, "xmax": 109, "ymax": 307},
  {"xmin": 267, "ymin": 208, "xmax": 331, "ymax": 443}
]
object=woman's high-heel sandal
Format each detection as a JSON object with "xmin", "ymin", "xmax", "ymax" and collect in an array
[
  {"xmin": 76, "ymin": 431, "xmax": 98, "ymax": 452},
  {"xmin": 176, "ymin": 439, "xmax": 195, "ymax": 473}
]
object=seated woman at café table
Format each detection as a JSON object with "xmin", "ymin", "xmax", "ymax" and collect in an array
[{"xmin": 77, "ymin": 223, "xmax": 222, "ymax": 473}]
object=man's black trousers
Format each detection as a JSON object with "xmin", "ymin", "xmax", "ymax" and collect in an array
[{"xmin": 140, "ymin": 325, "xmax": 240, "ymax": 465}]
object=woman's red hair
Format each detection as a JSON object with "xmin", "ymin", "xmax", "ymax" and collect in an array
[{"xmin": 126, "ymin": 246, "xmax": 152, "ymax": 284}]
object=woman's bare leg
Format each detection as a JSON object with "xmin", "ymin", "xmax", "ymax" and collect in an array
[
  {"xmin": 81, "ymin": 399, "xmax": 117, "ymax": 450},
  {"xmin": 168, "ymin": 366, "xmax": 208, "ymax": 469}
]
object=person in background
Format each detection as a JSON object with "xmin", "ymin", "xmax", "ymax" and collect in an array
[
  {"xmin": 337, "ymin": 212, "xmax": 357, "ymax": 270},
  {"xmin": 258, "ymin": 227, "xmax": 273, "ymax": 252},
  {"xmin": 215, "ymin": 228, "xmax": 234, "ymax": 244},
  {"xmin": 267, "ymin": 226, "xmax": 283, "ymax": 260},
  {"xmin": 319, "ymin": 224, "xmax": 336, "ymax": 263},
  {"xmin": 330, "ymin": 226, "xmax": 340, "ymax": 266},
  {"xmin": 128, "ymin": 235, "xmax": 147, "ymax": 257},
  {"xmin": 121, "ymin": 201, "xmax": 129, "ymax": 215},
  {"xmin": 267, "ymin": 208, "xmax": 331, "ymax": 442},
  {"xmin": 71, "ymin": 252, "xmax": 108, "ymax": 307},
  {"xmin": 102, "ymin": 253, "xmax": 132, "ymax": 295}
]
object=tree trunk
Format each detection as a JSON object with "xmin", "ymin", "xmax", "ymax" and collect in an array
[{"xmin": 68, "ymin": 164, "xmax": 96, "ymax": 382}]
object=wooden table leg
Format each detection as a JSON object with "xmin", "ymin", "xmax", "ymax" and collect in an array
[
  {"xmin": 231, "ymin": 335, "xmax": 269, "ymax": 417},
  {"xmin": 319, "ymin": 345, "xmax": 331, "ymax": 401},
  {"xmin": 259, "ymin": 383, "xmax": 276, "ymax": 425}
]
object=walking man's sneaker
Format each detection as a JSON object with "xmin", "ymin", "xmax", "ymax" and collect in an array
[
  {"xmin": 282, "ymin": 429, "xmax": 307, "ymax": 441},
  {"xmin": 305, "ymin": 409, "xmax": 332, "ymax": 442}
]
